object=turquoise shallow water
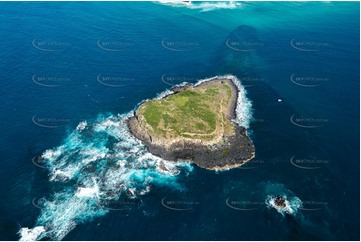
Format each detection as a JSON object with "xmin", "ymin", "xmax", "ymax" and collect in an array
[{"xmin": 0, "ymin": 2, "xmax": 359, "ymax": 240}]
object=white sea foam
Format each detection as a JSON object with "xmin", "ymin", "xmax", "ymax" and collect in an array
[
  {"xmin": 20, "ymin": 113, "xmax": 193, "ymax": 241},
  {"xmin": 149, "ymin": 74, "xmax": 253, "ymax": 130},
  {"xmin": 229, "ymin": 76, "xmax": 254, "ymax": 129},
  {"xmin": 42, "ymin": 148, "xmax": 63, "ymax": 161},
  {"xmin": 154, "ymin": 89, "xmax": 175, "ymax": 100},
  {"xmin": 20, "ymin": 75, "xmax": 248, "ymax": 240},
  {"xmin": 76, "ymin": 121, "xmax": 87, "ymax": 131},
  {"xmin": 49, "ymin": 169, "xmax": 74, "ymax": 182},
  {"xmin": 195, "ymin": 75, "xmax": 253, "ymax": 129},
  {"xmin": 138, "ymin": 75, "xmax": 252, "ymax": 129},
  {"xmin": 76, "ymin": 184, "xmax": 100, "ymax": 198},
  {"xmin": 157, "ymin": 1, "xmax": 242, "ymax": 12},
  {"xmin": 18, "ymin": 226, "xmax": 45, "ymax": 241},
  {"xmin": 265, "ymin": 195, "xmax": 303, "ymax": 217},
  {"xmin": 156, "ymin": 160, "xmax": 182, "ymax": 176}
]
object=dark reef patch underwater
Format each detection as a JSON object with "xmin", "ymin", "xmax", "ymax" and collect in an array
[{"xmin": 0, "ymin": 1, "xmax": 359, "ymax": 240}]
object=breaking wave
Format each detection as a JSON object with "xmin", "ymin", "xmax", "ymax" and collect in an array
[
  {"xmin": 19, "ymin": 112, "xmax": 193, "ymax": 241},
  {"xmin": 194, "ymin": 75, "xmax": 253, "ymax": 129},
  {"xmin": 157, "ymin": 1, "xmax": 242, "ymax": 12},
  {"xmin": 264, "ymin": 182, "xmax": 303, "ymax": 217},
  {"xmin": 140, "ymin": 75, "xmax": 253, "ymax": 129},
  {"xmin": 19, "ymin": 74, "xmax": 251, "ymax": 240},
  {"xmin": 265, "ymin": 195, "xmax": 303, "ymax": 217}
]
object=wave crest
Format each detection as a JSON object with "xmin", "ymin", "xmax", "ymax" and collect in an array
[
  {"xmin": 157, "ymin": 1, "xmax": 242, "ymax": 12},
  {"xmin": 265, "ymin": 195, "xmax": 303, "ymax": 217},
  {"xmin": 19, "ymin": 113, "xmax": 193, "ymax": 241},
  {"xmin": 20, "ymin": 75, "xmax": 249, "ymax": 240},
  {"xmin": 194, "ymin": 74, "xmax": 253, "ymax": 129},
  {"xmin": 263, "ymin": 182, "xmax": 303, "ymax": 217}
]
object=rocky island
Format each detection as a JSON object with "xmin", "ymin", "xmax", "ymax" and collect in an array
[{"xmin": 126, "ymin": 76, "xmax": 255, "ymax": 170}]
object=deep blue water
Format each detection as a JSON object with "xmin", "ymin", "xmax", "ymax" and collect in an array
[{"xmin": 0, "ymin": 1, "xmax": 359, "ymax": 241}]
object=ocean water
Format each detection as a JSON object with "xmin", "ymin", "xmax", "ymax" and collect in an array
[{"xmin": 0, "ymin": 1, "xmax": 359, "ymax": 240}]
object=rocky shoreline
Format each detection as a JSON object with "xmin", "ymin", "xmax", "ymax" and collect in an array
[{"xmin": 126, "ymin": 77, "xmax": 255, "ymax": 171}]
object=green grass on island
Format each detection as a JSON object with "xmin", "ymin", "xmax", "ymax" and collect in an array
[{"xmin": 136, "ymin": 80, "xmax": 236, "ymax": 143}]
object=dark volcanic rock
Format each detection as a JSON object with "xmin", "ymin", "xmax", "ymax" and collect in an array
[
  {"xmin": 127, "ymin": 116, "xmax": 255, "ymax": 170},
  {"xmin": 171, "ymin": 83, "xmax": 192, "ymax": 93},
  {"xmin": 126, "ymin": 77, "xmax": 255, "ymax": 171}
]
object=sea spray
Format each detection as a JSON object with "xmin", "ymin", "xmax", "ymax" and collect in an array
[
  {"xmin": 19, "ymin": 112, "xmax": 193, "ymax": 241},
  {"xmin": 135, "ymin": 75, "xmax": 252, "ymax": 129},
  {"xmin": 157, "ymin": 1, "xmax": 243, "ymax": 12},
  {"xmin": 195, "ymin": 75, "xmax": 253, "ymax": 129},
  {"xmin": 153, "ymin": 74, "xmax": 253, "ymax": 129},
  {"xmin": 263, "ymin": 182, "xmax": 303, "ymax": 217},
  {"xmin": 19, "ymin": 75, "xmax": 251, "ymax": 240},
  {"xmin": 194, "ymin": 75, "xmax": 253, "ymax": 129},
  {"xmin": 265, "ymin": 195, "xmax": 303, "ymax": 217}
]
